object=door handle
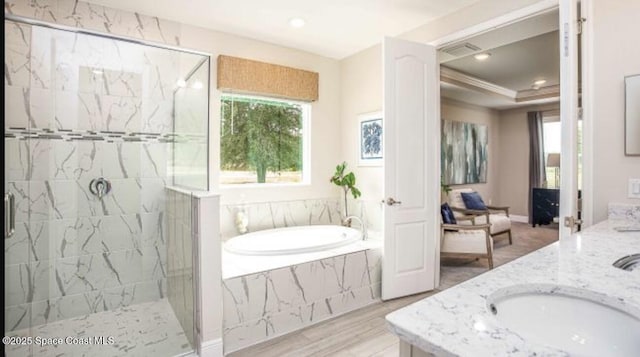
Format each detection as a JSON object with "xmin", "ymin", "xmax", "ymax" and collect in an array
[
  {"xmin": 5, "ymin": 192, "xmax": 15, "ymax": 239},
  {"xmin": 383, "ymin": 197, "xmax": 402, "ymax": 206}
]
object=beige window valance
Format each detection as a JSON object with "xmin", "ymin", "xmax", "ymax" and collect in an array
[{"xmin": 217, "ymin": 55, "xmax": 319, "ymax": 102}]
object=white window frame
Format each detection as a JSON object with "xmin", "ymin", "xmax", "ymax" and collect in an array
[{"xmin": 219, "ymin": 93, "xmax": 311, "ymax": 188}]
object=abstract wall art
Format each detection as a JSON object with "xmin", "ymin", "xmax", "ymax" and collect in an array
[
  {"xmin": 358, "ymin": 111, "xmax": 383, "ymax": 166},
  {"xmin": 441, "ymin": 119, "xmax": 488, "ymax": 184}
]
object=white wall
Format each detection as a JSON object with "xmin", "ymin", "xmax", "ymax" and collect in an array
[
  {"xmin": 442, "ymin": 99, "xmax": 501, "ymax": 204},
  {"xmin": 339, "ymin": 0, "xmax": 546, "ymax": 210},
  {"xmin": 400, "ymin": 0, "xmax": 546, "ymax": 45},
  {"xmin": 589, "ymin": 0, "xmax": 640, "ymax": 222},
  {"xmin": 339, "ymin": 45, "xmax": 383, "ymax": 206},
  {"xmin": 496, "ymin": 104, "xmax": 560, "ymax": 216},
  {"xmin": 178, "ymin": 25, "xmax": 343, "ymax": 205}
]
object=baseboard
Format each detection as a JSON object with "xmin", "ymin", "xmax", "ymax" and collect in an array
[
  {"xmin": 200, "ymin": 338, "xmax": 223, "ymax": 357},
  {"xmin": 509, "ymin": 215, "xmax": 528, "ymax": 223}
]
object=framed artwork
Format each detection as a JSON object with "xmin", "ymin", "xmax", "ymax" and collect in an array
[
  {"xmin": 441, "ymin": 119, "xmax": 488, "ymax": 184},
  {"xmin": 358, "ymin": 111, "xmax": 383, "ymax": 166}
]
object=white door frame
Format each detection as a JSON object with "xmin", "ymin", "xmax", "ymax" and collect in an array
[
  {"xmin": 427, "ymin": 0, "xmax": 593, "ymax": 240},
  {"xmin": 578, "ymin": 0, "xmax": 594, "ymax": 228},
  {"xmin": 557, "ymin": 0, "xmax": 580, "ymax": 238}
]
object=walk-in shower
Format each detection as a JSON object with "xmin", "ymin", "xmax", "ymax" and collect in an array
[{"xmin": 4, "ymin": 16, "xmax": 209, "ymax": 356}]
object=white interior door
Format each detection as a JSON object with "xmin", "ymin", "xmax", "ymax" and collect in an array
[
  {"xmin": 382, "ymin": 37, "xmax": 440, "ymax": 301},
  {"xmin": 559, "ymin": 0, "xmax": 582, "ymax": 238}
]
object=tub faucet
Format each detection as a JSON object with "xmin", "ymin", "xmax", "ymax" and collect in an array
[{"xmin": 342, "ymin": 215, "xmax": 368, "ymax": 240}]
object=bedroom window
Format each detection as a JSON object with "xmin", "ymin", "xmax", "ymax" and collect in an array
[{"xmin": 543, "ymin": 120, "xmax": 582, "ymax": 189}]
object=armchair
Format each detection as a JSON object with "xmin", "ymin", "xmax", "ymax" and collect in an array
[
  {"xmin": 448, "ymin": 188, "xmax": 513, "ymax": 245},
  {"xmin": 441, "ymin": 218, "xmax": 494, "ymax": 269}
]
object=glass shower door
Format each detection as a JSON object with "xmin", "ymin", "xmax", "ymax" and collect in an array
[{"xmin": 4, "ymin": 18, "xmax": 208, "ymax": 356}]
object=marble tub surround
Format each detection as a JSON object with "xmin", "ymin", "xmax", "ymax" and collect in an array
[
  {"xmin": 220, "ymin": 198, "xmax": 343, "ymax": 239},
  {"xmin": 608, "ymin": 202, "xmax": 640, "ymax": 223},
  {"xmin": 350, "ymin": 198, "xmax": 385, "ymax": 232},
  {"xmin": 223, "ymin": 247, "xmax": 383, "ymax": 353},
  {"xmin": 386, "ymin": 220, "xmax": 640, "ymax": 356}
]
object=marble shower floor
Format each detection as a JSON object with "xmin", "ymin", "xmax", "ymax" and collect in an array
[
  {"xmin": 228, "ymin": 222, "xmax": 559, "ymax": 357},
  {"xmin": 5, "ymin": 299, "xmax": 192, "ymax": 357}
]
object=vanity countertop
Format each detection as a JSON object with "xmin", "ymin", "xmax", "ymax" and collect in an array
[{"xmin": 386, "ymin": 220, "xmax": 640, "ymax": 356}]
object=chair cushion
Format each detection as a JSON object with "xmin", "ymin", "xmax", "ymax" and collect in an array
[
  {"xmin": 441, "ymin": 230, "xmax": 493, "ymax": 254},
  {"xmin": 441, "ymin": 203, "xmax": 457, "ymax": 224},
  {"xmin": 473, "ymin": 214, "xmax": 511, "ymax": 235},
  {"xmin": 461, "ymin": 192, "xmax": 487, "ymax": 210}
]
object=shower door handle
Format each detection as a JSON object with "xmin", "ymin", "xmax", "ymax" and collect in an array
[{"xmin": 5, "ymin": 192, "xmax": 15, "ymax": 239}]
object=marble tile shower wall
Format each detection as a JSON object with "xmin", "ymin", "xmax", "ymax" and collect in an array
[
  {"xmin": 4, "ymin": 0, "xmax": 182, "ymax": 47},
  {"xmin": 220, "ymin": 198, "xmax": 343, "ymax": 240},
  {"xmin": 222, "ymin": 248, "xmax": 383, "ymax": 353},
  {"xmin": 4, "ymin": 9, "xmax": 183, "ymax": 332}
]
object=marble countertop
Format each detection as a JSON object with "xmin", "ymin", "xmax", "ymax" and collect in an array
[{"xmin": 386, "ymin": 220, "xmax": 640, "ymax": 356}]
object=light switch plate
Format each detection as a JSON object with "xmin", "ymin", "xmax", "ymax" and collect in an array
[{"xmin": 629, "ymin": 178, "xmax": 640, "ymax": 199}]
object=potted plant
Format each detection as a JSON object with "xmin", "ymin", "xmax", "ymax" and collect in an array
[{"xmin": 330, "ymin": 162, "xmax": 361, "ymax": 217}]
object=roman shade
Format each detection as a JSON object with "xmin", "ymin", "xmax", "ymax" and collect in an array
[{"xmin": 217, "ymin": 55, "xmax": 319, "ymax": 102}]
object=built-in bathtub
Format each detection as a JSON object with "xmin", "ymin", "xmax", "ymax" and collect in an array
[
  {"xmin": 224, "ymin": 225, "xmax": 362, "ymax": 255},
  {"xmin": 221, "ymin": 224, "xmax": 382, "ymax": 353}
]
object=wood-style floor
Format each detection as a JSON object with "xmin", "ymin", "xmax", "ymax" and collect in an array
[{"xmin": 228, "ymin": 223, "xmax": 558, "ymax": 357}]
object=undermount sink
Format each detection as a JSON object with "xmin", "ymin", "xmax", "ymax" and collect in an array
[
  {"xmin": 613, "ymin": 254, "xmax": 640, "ymax": 271},
  {"xmin": 487, "ymin": 285, "xmax": 640, "ymax": 356}
]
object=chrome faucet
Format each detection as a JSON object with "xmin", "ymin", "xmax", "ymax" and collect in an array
[{"xmin": 342, "ymin": 215, "xmax": 368, "ymax": 240}]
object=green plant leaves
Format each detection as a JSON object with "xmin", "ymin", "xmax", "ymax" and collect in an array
[
  {"xmin": 330, "ymin": 161, "xmax": 361, "ymax": 199},
  {"xmin": 351, "ymin": 187, "xmax": 361, "ymax": 199}
]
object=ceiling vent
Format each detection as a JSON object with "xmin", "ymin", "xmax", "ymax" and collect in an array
[{"xmin": 441, "ymin": 42, "xmax": 481, "ymax": 57}]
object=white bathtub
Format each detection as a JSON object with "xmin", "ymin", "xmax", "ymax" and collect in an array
[{"xmin": 224, "ymin": 225, "xmax": 362, "ymax": 256}]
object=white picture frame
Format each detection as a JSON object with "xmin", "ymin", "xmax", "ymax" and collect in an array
[{"xmin": 358, "ymin": 111, "xmax": 383, "ymax": 166}]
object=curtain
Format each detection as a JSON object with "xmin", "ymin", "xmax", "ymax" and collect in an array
[{"xmin": 528, "ymin": 111, "xmax": 546, "ymax": 224}]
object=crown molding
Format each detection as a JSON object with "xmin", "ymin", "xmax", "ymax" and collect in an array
[
  {"xmin": 441, "ymin": 66, "xmax": 560, "ymax": 106},
  {"xmin": 516, "ymin": 84, "xmax": 560, "ymax": 102},
  {"xmin": 440, "ymin": 67, "xmax": 517, "ymax": 99}
]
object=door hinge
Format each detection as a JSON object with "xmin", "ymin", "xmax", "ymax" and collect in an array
[
  {"xmin": 577, "ymin": 17, "xmax": 587, "ymax": 35},
  {"xmin": 563, "ymin": 22, "xmax": 569, "ymax": 57},
  {"xmin": 564, "ymin": 216, "xmax": 583, "ymax": 234}
]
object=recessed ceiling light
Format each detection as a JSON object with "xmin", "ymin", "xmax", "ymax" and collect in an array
[
  {"xmin": 474, "ymin": 53, "xmax": 491, "ymax": 61},
  {"xmin": 289, "ymin": 17, "xmax": 306, "ymax": 28},
  {"xmin": 176, "ymin": 79, "xmax": 186, "ymax": 88},
  {"xmin": 192, "ymin": 80, "xmax": 203, "ymax": 90},
  {"xmin": 92, "ymin": 69, "xmax": 104, "ymax": 75},
  {"xmin": 533, "ymin": 79, "xmax": 547, "ymax": 86}
]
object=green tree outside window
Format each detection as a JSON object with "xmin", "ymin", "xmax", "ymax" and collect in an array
[{"xmin": 221, "ymin": 95, "xmax": 304, "ymax": 184}]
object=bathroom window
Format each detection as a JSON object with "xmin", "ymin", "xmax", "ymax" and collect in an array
[{"xmin": 220, "ymin": 94, "xmax": 310, "ymax": 185}]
